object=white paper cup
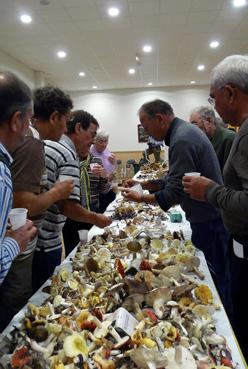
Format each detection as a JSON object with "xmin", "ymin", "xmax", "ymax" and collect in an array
[
  {"xmin": 59, "ymin": 175, "xmax": 74, "ymax": 182},
  {"xmin": 78, "ymin": 230, "xmax": 88, "ymax": 244},
  {"xmin": 184, "ymin": 172, "xmax": 201, "ymax": 177},
  {"xmin": 9, "ymin": 208, "xmax": 27, "ymax": 230}
]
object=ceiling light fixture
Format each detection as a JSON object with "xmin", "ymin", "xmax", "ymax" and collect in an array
[
  {"xmin": 92, "ymin": 85, "xmax": 98, "ymax": 89},
  {"xmin": 20, "ymin": 14, "xmax": 32, "ymax": 24},
  {"xmin": 233, "ymin": 0, "xmax": 246, "ymax": 7},
  {"xmin": 79, "ymin": 72, "xmax": 85, "ymax": 77},
  {"xmin": 190, "ymin": 80, "xmax": 196, "ymax": 84},
  {"xmin": 210, "ymin": 40, "xmax": 219, "ymax": 48},
  {"xmin": 197, "ymin": 64, "xmax": 205, "ymax": 71},
  {"xmin": 143, "ymin": 45, "xmax": 152, "ymax": 53},
  {"xmin": 147, "ymin": 82, "xmax": 153, "ymax": 86},
  {"xmin": 57, "ymin": 51, "xmax": 66, "ymax": 58},
  {"xmin": 108, "ymin": 7, "xmax": 120, "ymax": 16},
  {"xmin": 129, "ymin": 68, "xmax": 135, "ymax": 74}
]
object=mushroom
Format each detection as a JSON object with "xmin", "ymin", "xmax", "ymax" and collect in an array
[
  {"xmin": 126, "ymin": 240, "xmax": 142, "ymax": 259},
  {"xmin": 122, "ymin": 293, "xmax": 145, "ymax": 312},
  {"xmin": 93, "ymin": 353, "xmax": 115, "ymax": 369},
  {"xmin": 165, "ymin": 346, "xmax": 197, "ymax": 369},
  {"xmin": 85, "ymin": 257, "xmax": 99, "ymax": 275},
  {"xmin": 145, "ymin": 288, "xmax": 172, "ymax": 319},
  {"xmin": 130, "ymin": 346, "xmax": 168, "ymax": 369},
  {"xmin": 124, "ymin": 278, "xmax": 148, "ymax": 295}
]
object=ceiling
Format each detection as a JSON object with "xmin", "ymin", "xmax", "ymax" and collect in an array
[{"xmin": 0, "ymin": 0, "xmax": 248, "ymax": 91}]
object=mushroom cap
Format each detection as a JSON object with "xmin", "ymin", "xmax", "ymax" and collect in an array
[
  {"xmin": 145, "ymin": 287, "xmax": 172, "ymax": 307},
  {"xmin": 127, "ymin": 240, "xmax": 142, "ymax": 252}
]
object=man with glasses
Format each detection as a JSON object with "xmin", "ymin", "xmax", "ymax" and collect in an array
[
  {"xmin": 190, "ymin": 106, "xmax": 235, "ymax": 171},
  {"xmin": 183, "ymin": 54, "xmax": 248, "ymax": 361},
  {"xmin": 0, "ymin": 72, "xmax": 36, "ymax": 285}
]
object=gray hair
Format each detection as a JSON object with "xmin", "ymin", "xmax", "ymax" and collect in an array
[
  {"xmin": 191, "ymin": 106, "xmax": 216, "ymax": 123},
  {"xmin": 211, "ymin": 54, "xmax": 248, "ymax": 93},
  {"xmin": 95, "ymin": 130, "xmax": 109, "ymax": 141},
  {"xmin": 139, "ymin": 99, "xmax": 174, "ymax": 117}
]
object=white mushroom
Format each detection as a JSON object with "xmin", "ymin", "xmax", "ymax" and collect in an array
[{"xmin": 145, "ymin": 288, "xmax": 172, "ymax": 319}]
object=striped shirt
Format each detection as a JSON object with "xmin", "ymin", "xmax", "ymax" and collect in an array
[
  {"xmin": 37, "ymin": 135, "xmax": 80, "ymax": 252},
  {"xmin": 0, "ymin": 143, "xmax": 20, "ymax": 284}
]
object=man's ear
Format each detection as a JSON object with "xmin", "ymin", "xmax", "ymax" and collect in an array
[
  {"xmin": 74, "ymin": 122, "xmax": 82, "ymax": 134},
  {"xmin": 49, "ymin": 111, "xmax": 59, "ymax": 127},
  {"xmin": 8, "ymin": 111, "xmax": 23, "ymax": 133}
]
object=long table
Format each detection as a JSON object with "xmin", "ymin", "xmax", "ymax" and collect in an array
[{"xmin": 0, "ymin": 192, "xmax": 247, "ymax": 369}]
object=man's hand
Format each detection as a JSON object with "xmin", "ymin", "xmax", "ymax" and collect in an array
[
  {"xmin": 182, "ymin": 175, "xmax": 213, "ymax": 201},
  {"xmin": 91, "ymin": 164, "xmax": 107, "ymax": 178},
  {"xmin": 53, "ymin": 179, "xmax": 74, "ymax": 201},
  {"xmin": 9, "ymin": 219, "xmax": 37, "ymax": 253},
  {"xmin": 123, "ymin": 179, "xmax": 139, "ymax": 188},
  {"xmin": 94, "ymin": 214, "xmax": 112, "ymax": 228},
  {"xmin": 108, "ymin": 153, "xmax": 117, "ymax": 165},
  {"xmin": 122, "ymin": 188, "xmax": 142, "ymax": 203}
]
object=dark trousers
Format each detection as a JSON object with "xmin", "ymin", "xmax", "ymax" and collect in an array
[
  {"xmin": 0, "ymin": 252, "xmax": 34, "ymax": 332},
  {"xmin": 191, "ymin": 218, "xmax": 231, "ymax": 313},
  {"xmin": 62, "ymin": 217, "xmax": 92, "ymax": 257},
  {"xmin": 228, "ymin": 237, "xmax": 248, "ymax": 362},
  {"xmin": 32, "ymin": 247, "xmax": 62, "ymax": 293}
]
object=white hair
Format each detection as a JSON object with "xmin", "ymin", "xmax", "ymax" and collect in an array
[
  {"xmin": 95, "ymin": 130, "xmax": 109, "ymax": 141},
  {"xmin": 211, "ymin": 54, "xmax": 248, "ymax": 93},
  {"xmin": 191, "ymin": 106, "xmax": 216, "ymax": 123}
]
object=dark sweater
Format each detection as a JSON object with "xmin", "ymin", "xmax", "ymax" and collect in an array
[
  {"xmin": 211, "ymin": 125, "xmax": 235, "ymax": 172},
  {"xmin": 206, "ymin": 118, "xmax": 248, "ymax": 236},
  {"xmin": 155, "ymin": 117, "xmax": 223, "ymax": 223}
]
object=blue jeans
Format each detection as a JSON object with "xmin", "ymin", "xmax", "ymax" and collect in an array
[
  {"xmin": 32, "ymin": 248, "xmax": 62, "ymax": 293},
  {"xmin": 191, "ymin": 218, "xmax": 231, "ymax": 313}
]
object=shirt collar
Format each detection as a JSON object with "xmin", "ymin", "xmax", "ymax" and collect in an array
[
  {"xmin": 0, "ymin": 142, "xmax": 13, "ymax": 165},
  {"xmin": 60, "ymin": 134, "xmax": 77, "ymax": 154},
  {"xmin": 164, "ymin": 117, "xmax": 179, "ymax": 146}
]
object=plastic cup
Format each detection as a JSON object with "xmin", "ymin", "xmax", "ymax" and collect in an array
[
  {"xmin": 90, "ymin": 163, "xmax": 99, "ymax": 171},
  {"xmin": 9, "ymin": 208, "xmax": 28, "ymax": 230},
  {"xmin": 78, "ymin": 230, "xmax": 88, "ymax": 245},
  {"xmin": 184, "ymin": 172, "xmax": 201, "ymax": 177},
  {"xmin": 59, "ymin": 175, "xmax": 74, "ymax": 182}
]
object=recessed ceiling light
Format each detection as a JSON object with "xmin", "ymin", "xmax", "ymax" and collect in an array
[
  {"xmin": 92, "ymin": 85, "xmax": 98, "ymax": 89},
  {"xmin": 57, "ymin": 51, "xmax": 66, "ymax": 58},
  {"xmin": 197, "ymin": 64, "xmax": 205, "ymax": 71},
  {"xmin": 143, "ymin": 45, "xmax": 152, "ymax": 53},
  {"xmin": 108, "ymin": 7, "xmax": 120, "ymax": 16},
  {"xmin": 129, "ymin": 68, "xmax": 135, "ymax": 74},
  {"xmin": 147, "ymin": 82, "xmax": 153, "ymax": 86},
  {"xmin": 190, "ymin": 80, "xmax": 196, "ymax": 84},
  {"xmin": 210, "ymin": 40, "xmax": 220, "ymax": 48},
  {"xmin": 79, "ymin": 72, "xmax": 85, "ymax": 77},
  {"xmin": 20, "ymin": 14, "xmax": 32, "ymax": 24},
  {"xmin": 233, "ymin": 0, "xmax": 246, "ymax": 7}
]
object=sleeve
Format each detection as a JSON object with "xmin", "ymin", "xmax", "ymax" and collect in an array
[
  {"xmin": 206, "ymin": 134, "xmax": 248, "ymax": 214},
  {"xmin": 93, "ymin": 157, "xmax": 111, "ymax": 194},
  {"xmin": 0, "ymin": 237, "xmax": 19, "ymax": 285},
  {"xmin": 155, "ymin": 140, "xmax": 200, "ymax": 211},
  {"xmin": 222, "ymin": 134, "xmax": 235, "ymax": 167},
  {"xmin": 58, "ymin": 158, "xmax": 81, "ymax": 202},
  {"xmin": 11, "ymin": 136, "xmax": 45, "ymax": 193}
]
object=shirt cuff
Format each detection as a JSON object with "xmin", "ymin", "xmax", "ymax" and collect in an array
[{"xmin": 4, "ymin": 237, "xmax": 20, "ymax": 258}]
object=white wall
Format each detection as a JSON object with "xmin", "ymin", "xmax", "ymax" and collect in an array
[
  {"xmin": 70, "ymin": 85, "xmax": 210, "ymax": 152},
  {"xmin": 0, "ymin": 48, "xmax": 35, "ymax": 88}
]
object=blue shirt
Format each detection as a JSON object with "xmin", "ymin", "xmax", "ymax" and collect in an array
[{"xmin": 0, "ymin": 143, "xmax": 19, "ymax": 284}]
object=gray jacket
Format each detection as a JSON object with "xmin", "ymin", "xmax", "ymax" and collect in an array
[
  {"xmin": 155, "ymin": 117, "xmax": 222, "ymax": 223},
  {"xmin": 206, "ymin": 118, "xmax": 248, "ymax": 236}
]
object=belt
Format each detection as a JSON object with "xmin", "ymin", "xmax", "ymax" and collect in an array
[{"xmin": 233, "ymin": 239, "xmax": 248, "ymax": 259}]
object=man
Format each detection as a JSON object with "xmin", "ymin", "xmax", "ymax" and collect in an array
[
  {"xmin": 190, "ymin": 106, "xmax": 235, "ymax": 171},
  {"xmin": 63, "ymin": 113, "xmax": 112, "ymax": 255},
  {"xmin": 34, "ymin": 110, "xmax": 112, "ymax": 289},
  {"xmin": 0, "ymin": 86, "xmax": 74, "ymax": 331},
  {"xmin": 183, "ymin": 54, "xmax": 248, "ymax": 360},
  {"xmin": 123, "ymin": 99, "xmax": 230, "ymax": 308},
  {"xmin": 0, "ymin": 71, "xmax": 36, "ymax": 285}
]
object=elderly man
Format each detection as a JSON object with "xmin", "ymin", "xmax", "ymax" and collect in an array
[
  {"xmin": 34, "ymin": 110, "xmax": 112, "ymax": 289},
  {"xmin": 190, "ymin": 106, "xmax": 235, "ymax": 171},
  {"xmin": 0, "ymin": 71, "xmax": 36, "ymax": 286},
  {"xmin": 183, "ymin": 54, "xmax": 248, "ymax": 361},
  {"xmin": 123, "ymin": 99, "xmax": 230, "ymax": 309}
]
